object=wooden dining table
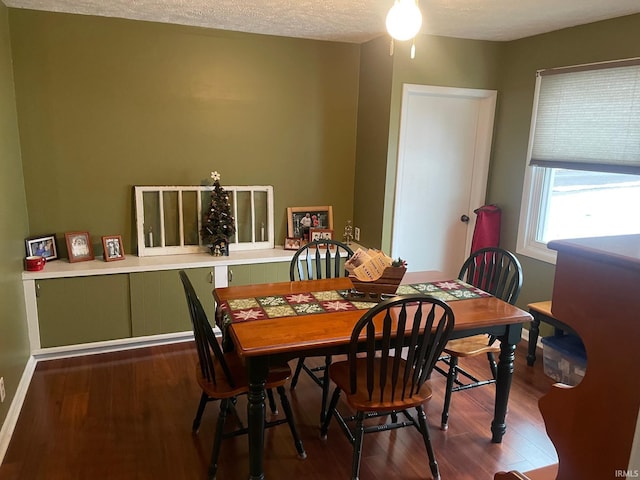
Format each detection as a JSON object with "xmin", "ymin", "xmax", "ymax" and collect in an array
[{"xmin": 213, "ymin": 271, "xmax": 532, "ymax": 480}]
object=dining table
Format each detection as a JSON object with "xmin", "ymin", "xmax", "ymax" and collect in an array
[{"xmin": 213, "ymin": 271, "xmax": 532, "ymax": 480}]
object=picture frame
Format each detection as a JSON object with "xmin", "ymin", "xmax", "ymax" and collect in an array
[
  {"xmin": 25, "ymin": 234, "xmax": 58, "ymax": 261},
  {"xmin": 309, "ymin": 228, "xmax": 334, "ymax": 243},
  {"xmin": 102, "ymin": 235, "xmax": 125, "ymax": 262},
  {"xmin": 287, "ymin": 206, "xmax": 333, "ymax": 241},
  {"xmin": 284, "ymin": 237, "xmax": 303, "ymax": 251},
  {"xmin": 65, "ymin": 231, "xmax": 95, "ymax": 263}
]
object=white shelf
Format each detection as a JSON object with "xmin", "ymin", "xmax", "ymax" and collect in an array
[
  {"xmin": 21, "ymin": 243, "xmax": 364, "ymax": 280},
  {"xmin": 22, "ymin": 247, "xmax": 297, "ymax": 280}
]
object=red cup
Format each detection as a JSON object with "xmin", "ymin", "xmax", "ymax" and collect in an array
[{"xmin": 25, "ymin": 256, "xmax": 46, "ymax": 271}]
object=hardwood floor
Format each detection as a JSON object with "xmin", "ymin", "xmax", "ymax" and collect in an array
[{"xmin": 0, "ymin": 341, "xmax": 557, "ymax": 479}]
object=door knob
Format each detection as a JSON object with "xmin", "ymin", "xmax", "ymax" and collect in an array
[{"xmin": 460, "ymin": 215, "xmax": 470, "ymax": 223}]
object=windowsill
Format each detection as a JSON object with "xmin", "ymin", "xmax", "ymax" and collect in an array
[{"xmin": 516, "ymin": 242, "xmax": 558, "ymax": 265}]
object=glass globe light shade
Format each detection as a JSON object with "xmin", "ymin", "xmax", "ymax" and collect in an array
[{"xmin": 385, "ymin": 0, "xmax": 423, "ymax": 41}]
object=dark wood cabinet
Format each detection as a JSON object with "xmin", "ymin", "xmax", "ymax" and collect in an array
[{"xmin": 545, "ymin": 234, "xmax": 640, "ymax": 479}]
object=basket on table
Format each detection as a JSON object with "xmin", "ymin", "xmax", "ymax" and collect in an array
[{"xmin": 346, "ymin": 266, "xmax": 407, "ymax": 302}]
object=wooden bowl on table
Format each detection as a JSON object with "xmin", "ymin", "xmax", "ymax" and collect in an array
[{"xmin": 346, "ymin": 266, "xmax": 407, "ymax": 302}]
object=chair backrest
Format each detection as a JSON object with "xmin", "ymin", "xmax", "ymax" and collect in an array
[
  {"xmin": 347, "ymin": 295, "xmax": 455, "ymax": 402},
  {"xmin": 289, "ymin": 239, "xmax": 354, "ymax": 281},
  {"xmin": 178, "ymin": 270, "xmax": 235, "ymax": 388},
  {"xmin": 458, "ymin": 247, "xmax": 523, "ymax": 305}
]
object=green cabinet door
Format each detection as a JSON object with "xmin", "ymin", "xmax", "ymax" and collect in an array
[
  {"xmin": 37, "ymin": 275, "xmax": 132, "ymax": 348},
  {"xmin": 227, "ymin": 264, "xmax": 252, "ymax": 286},
  {"xmin": 130, "ymin": 267, "xmax": 215, "ymax": 337},
  {"xmin": 36, "ymin": 263, "xmax": 288, "ymax": 348},
  {"xmin": 228, "ymin": 262, "xmax": 290, "ymax": 286}
]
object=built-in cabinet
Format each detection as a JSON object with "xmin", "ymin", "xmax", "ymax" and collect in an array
[
  {"xmin": 37, "ymin": 275, "xmax": 132, "ymax": 348},
  {"xmin": 22, "ymin": 248, "xmax": 308, "ymax": 353},
  {"xmin": 129, "ymin": 268, "xmax": 214, "ymax": 338},
  {"xmin": 228, "ymin": 262, "xmax": 290, "ymax": 285},
  {"xmin": 127, "ymin": 264, "xmax": 290, "ymax": 338}
]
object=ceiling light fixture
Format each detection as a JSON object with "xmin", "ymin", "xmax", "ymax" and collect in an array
[{"xmin": 385, "ymin": 0, "xmax": 422, "ymax": 59}]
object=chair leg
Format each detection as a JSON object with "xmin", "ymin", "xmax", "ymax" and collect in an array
[
  {"xmin": 266, "ymin": 388, "xmax": 278, "ymax": 415},
  {"xmin": 416, "ymin": 405, "xmax": 440, "ymax": 480},
  {"xmin": 319, "ymin": 355, "xmax": 332, "ymax": 423},
  {"xmin": 290, "ymin": 357, "xmax": 305, "ymax": 390},
  {"xmin": 209, "ymin": 398, "xmax": 230, "ymax": 480},
  {"xmin": 351, "ymin": 411, "xmax": 366, "ymax": 480},
  {"xmin": 193, "ymin": 392, "xmax": 209, "ymax": 433},
  {"xmin": 276, "ymin": 386, "xmax": 307, "ymax": 459},
  {"xmin": 320, "ymin": 387, "xmax": 341, "ymax": 438},
  {"xmin": 441, "ymin": 355, "xmax": 459, "ymax": 430},
  {"xmin": 228, "ymin": 398, "xmax": 244, "ymax": 429},
  {"xmin": 488, "ymin": 351, "xmax": 498, "ymax": 380}
]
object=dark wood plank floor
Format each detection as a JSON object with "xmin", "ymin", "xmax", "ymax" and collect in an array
[{"xmin": 0, "ymin": 341, "xmax": 557, "ymax": 479}]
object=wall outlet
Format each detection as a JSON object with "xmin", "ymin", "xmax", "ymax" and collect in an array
[
  {"xmin": 354, "ymin": 227, "xmax": 360, "ymax": 242},
  {"xmin": 0, "ymin": 377, "xmax": 5, "ymax": 403}
]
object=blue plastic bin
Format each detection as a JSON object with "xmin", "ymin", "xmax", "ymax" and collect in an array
[{"xmin": 540, "ymin": 334, "xmax": 587, "ymax": 386}]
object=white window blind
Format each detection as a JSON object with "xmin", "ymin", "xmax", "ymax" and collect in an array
[{"xmin": 530, "ymin": 58, "xmax": 640, "ymax": 175}]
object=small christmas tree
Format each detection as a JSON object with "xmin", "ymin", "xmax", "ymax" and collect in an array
[{"xmin": 201, "ymin": 171, "xmax": 236, "ymax": 253}]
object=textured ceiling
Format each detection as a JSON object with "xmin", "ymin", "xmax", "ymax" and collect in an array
[{"xmin": 3, "ymin": 0, "xmax": 640, "ymax": 43}]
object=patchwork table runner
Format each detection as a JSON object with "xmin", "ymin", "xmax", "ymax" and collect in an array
[{"xmin": 219, "ymin": 279, "xmax": 490, "ymax": 327}]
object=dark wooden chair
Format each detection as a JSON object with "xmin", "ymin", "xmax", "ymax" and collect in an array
[
  {"xmin": 289, "ymin": 239, "xmax": 354, "ymax": 422},
  {"xmin": 434, "ymin": 247, "xmax": 523, "ymax": 430},
  {"xmin": 178, "ymin": 270, "xmax": 306, "ymax": 479},
  {"xmin": 289, "ymin": 238, "xmax": 354, "ymax": 281},
  {"xmin": 320, "ymin": 295, "xmax": 455, "ymax": 480}
]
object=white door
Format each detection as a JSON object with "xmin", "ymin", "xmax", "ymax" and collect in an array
[{"xmin": 392, "ymin": 84, "xmax": 496, "ymax": 277}]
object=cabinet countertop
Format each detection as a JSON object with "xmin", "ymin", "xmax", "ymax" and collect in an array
[
  {"xmin": 22, "ymin": 243, "xmax": 364, "ymax": 280},
  {"xmin": 22, "ymin": 248, "xmax": 295, "ymax": 280}
]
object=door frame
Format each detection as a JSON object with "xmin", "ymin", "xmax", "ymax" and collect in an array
[{"xmin": 391, "ymin": 83, "xmax": 497, "ymax": 262}]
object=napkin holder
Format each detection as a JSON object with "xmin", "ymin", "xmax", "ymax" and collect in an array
[{"xmin": 345, "ymin": 266, "xmax": 406, "ymax": 302}]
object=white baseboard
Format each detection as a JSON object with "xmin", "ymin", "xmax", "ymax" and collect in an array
[
  {"xmin": 32, "ymin": 330, "xmax": 195, "ymax": 362},
  {"xmin": 522, "ymin": 326, "xmax": 544, "ymax": 349},
  {"xmin": 0, "ymin": 355, "xmax": 37, "ymax": 467},
  {"xmin": 522, "ymin": 326, "xmax": 543, "ymax": 348}
]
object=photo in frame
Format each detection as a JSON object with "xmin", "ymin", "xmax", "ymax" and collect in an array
[
  {"xmin": 65, "ymin": 231, "xmax": 95, "ymax": 263},
  {"xmin": 287, "ymin": 206, "xmax": 333, "ymax": 242},
  {"xmin": 102, "ymin": 235, "xmax": 125, "ymax": 262},
  {"xmin": 25, "ymin": 234, "xmax": 58, "ymax": 261},
  {"xmin": 309, "ymin": 228, "xmax": 334, "ymax": 243},
  {"xmin": 284, "ymin": 237, "xmax": 303, "ymax": 251}
]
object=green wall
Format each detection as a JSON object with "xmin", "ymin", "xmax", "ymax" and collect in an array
[
  {"xmin": 9, "ymin": 10, "xmax": 360, "ymax": 254},
  {"xmin": 489, "ymin": 13, "xmax": 640, "ymax": 310},
  {"xmin": 0, "ymin": 2, "xmax": 30, "ymax": 428},
  {"xmin": 352, "ymin": 34, "xmax": 504, "ymax": 249},
  {"xmin": 352, "ymin": 35, "xmax": 393, "ymax": 249}
]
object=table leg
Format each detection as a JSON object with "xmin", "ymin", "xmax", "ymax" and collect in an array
[
  {"xmin": 246, "ymin": 356, "xmax": 269, "ymax": 480},
  {"xmin": 491, "ymin": 324, "xmax": 520, "ymax": 443},
  {"xmin": 527, "ymin": 312, "xmax": 540, "ymax": 366}
]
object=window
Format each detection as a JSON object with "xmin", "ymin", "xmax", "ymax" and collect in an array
[
  {"xmin": 517, "ymin": 59, "xmax": 640, "ymax": 264},
  {"xmin": 134, "ymin": 185, "xmax": 274, "ymax": 257}
]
